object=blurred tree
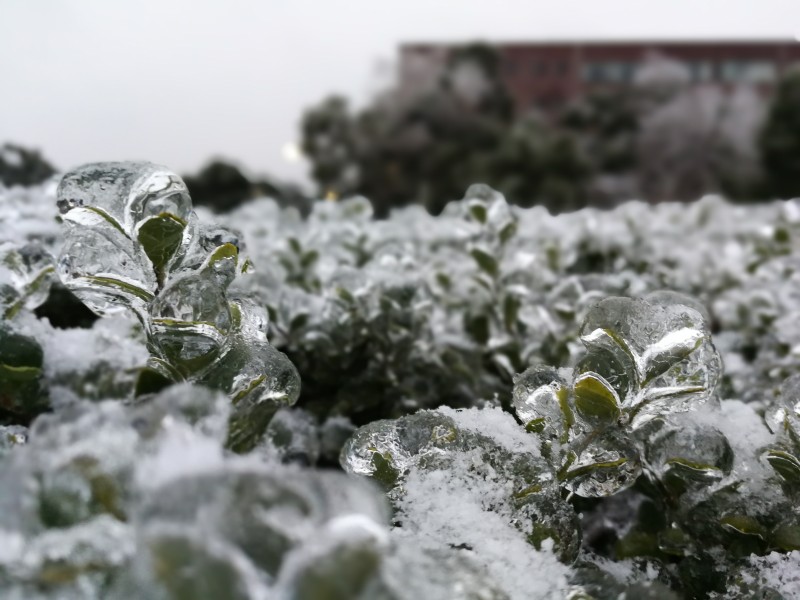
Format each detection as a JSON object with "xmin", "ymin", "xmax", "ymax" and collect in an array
[
  {"xmin": 301, "ymin": 46, "xmax": 770, "ymax": 212},
  {"xmin": 759, "ymin": 68, "xmax": 800, "ymax": 199},
  {"xmin": 0, "ymin": 143, "xmax": 57, "ymax": 187},
  {"xmin": 561, "ymin": 91, "xmax": 639, "ymax": 207},
  {"xmin": 183, "ymin": 159, "xmax": 313, "ymax": 215},
  {"xmin": 638, "ymin": 86, "xmax": 765, "ymax": 202},
  {"xmin": 476, "ymin": 114, "xmax": 591, "ymax": 212},
  {"xmin": 184, "ymin": 160, "xmax": 251, "ymax": 212},
  {"xmin": 301, "ymin": 44, "xmax": 521, "ymax": 216},
  {"xmin": 300, "ymin": 96, "xmax": 360, "ymax": 201}
]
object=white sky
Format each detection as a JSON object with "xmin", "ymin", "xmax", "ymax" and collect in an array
[{"xmin": 2, "ymin": 0, "xmax": 800, "ymax": 189}]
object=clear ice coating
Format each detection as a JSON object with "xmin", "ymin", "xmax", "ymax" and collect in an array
[
  {"xmin": 341, "ymin": 408, "xmax": 581, "ymax": 563},
  {"xmin": 513, "ymin": 294, "xmax": 722, "ymax": 497},
  {"xmin": 644, "ymin": 420, "xmax": 734, "ymax": 494},
  {"xmin": 56, "ymin": 162, "xmax": 192, "ymax": 238},
  {"xmin": 55, "ymin": 162, "xmax": 300, "ymax": 450},
  {"xmin": 0, "ymin": 387, "xmax": 518, "ymax": 600},
  {"xmin": 0, "ymin": 242, "xmax": 56, "ymax": 318},
  {"xmin": 764, "ymin": 374, "xmax": 800, "ymax": 490}
]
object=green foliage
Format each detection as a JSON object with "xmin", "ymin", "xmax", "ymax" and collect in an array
[
  {"xmin": 759, "ymin": 68, "xmax": 800, "ymax": 199},
  {"xmin": 55, "ymin": 162, "xmax": 301, "ymax": 451}
]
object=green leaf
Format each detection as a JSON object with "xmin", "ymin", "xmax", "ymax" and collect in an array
[
  {"xmin": 65, "ymin": 206, "xmax": 128, "ymax": 238},
  {"xmin": 616, "ymin": 531, "xmax": 660, "ymax": 559},
  {"xmin": 665, "ymin": 457, "xmax": 725, "ymax": 481},
  {"xmin": 469, "ymin": 248, "xmax": 498, "ymax": 278},
  {"xmin": 771, "ymin": 521, "xmax": 800, "ymax": 551},
  {"xmin": 207, "ymin": 243, "xmax": 239, "ymax": 267},
  {"xmin": 0, "ymin": 324, "xmax": 43, "ymax": 370},
  {"xmin": 503, "ymin": 294, "xmax": 520, "ymax": 333},
  {"xmin": 0, "ymin": 323, "xmax": 47, "ymax": 416},
  {"xmin": 573, "ymin": 372, "xmax": 621, "ymax": 422},
  {"xmin": 560, "ymin": 454, "xmax": 629, "ymax": 482},
  {"xmin": 657, "ymin": 527, "xmax": 692, "ymax": 557},
  {"xmin": 0, "ymin": 363, "xmax": 42, "ymax": 383},
  {"xmin": 137, "ymin": 213, "xmax": 186, "ymax": 287},
  {"xmin": 525, "ymin": 418, "xmax": 546, "ymax": 433},
  {"xmin": 468, "ymin": 202, "xmax": 487, "ymax": 224},
  {"xmin": 300, "ymin": 250, "xmax": 319, "ymax": 269},
  {"xmin": 766, "ymin": 449, "xmax": 800, "ymax": 484},
  {"xmin": 464, "ymin": 313, "xmax": 490, "ymax": 345},
  {"xmin": 499, "ymin": 221, "xmax": 517, "ymax": 245},
  {"xmin": 290, "ymin": 313, "xmax": 309, "ymax": 332},
  {"xmin": 85, "ymin": 276, "xmax": 155, "ymax": 302},
  {"xmin": 335, "ymin": 286, "xmax": 356, "ymax": 304},
  {"xmin": 370, "ymin": 451, "xmax": 400, "ymax": 489},
  {"xmin": 720, "ymin": 515, "xmax": 767, "ymax": 539},
  {"xmin": 288, "ymin": 237, "xmax": 302, "ymax": 254},
  {"xmin": 134, "ymin": 367, "xmax": 175, "ymax": 397}
]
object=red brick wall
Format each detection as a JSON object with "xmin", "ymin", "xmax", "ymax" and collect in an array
[{"xmin": 401, "ymin": 41, "xmax": 800, "ymax": 113}]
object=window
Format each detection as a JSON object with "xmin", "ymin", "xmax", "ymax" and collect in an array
[
  {"xmin": 720, "ymin": 61, "xmax": 746, "ymax": 82},
  {"xmin": 582, "ymin": 62, "xmax": 605, "ymax": 82},
  {"xmin": 606, "ymin": 62, "xmax": 635, "ymax": 82},
  {"xmin": 720, "ymin": 60, "xmax": 777, "ymax": 83},
  {"xmin": 743, "ymin": 61, "xmax": 777, "ymax": 83},
  {"xmin": 688, "ymin": 61, "xmax": 714, "ymax": 82},
  {"xmin": 581, "ymin": 62, "xmax": 634, "ymax": 83}
]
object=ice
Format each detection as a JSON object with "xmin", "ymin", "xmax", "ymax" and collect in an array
[
  {"xmin": 14, "ymin": 312, "xmax": 148, "ymax": 402},
  {"xmin": 0, "ymin": 242, "xmax": 56, "ymax": 317},
  {"xmin": 148, "ymin": 272, "xmax": 232, "ymax": 372},
  {"xmin": 9, "ymin": 169, "xmax": 800, "ymax": 597},
  {"xmin": 341, "ymin": 406, "xmax": 581, "ymax": 583},
  {"xmin": 56, "ymin": 162, "xmax": 191, "ymax": 238},
  {"xmin": 0, "ymin": 426, "xmax": 28, "ymax": 456},
  {"xmin": 57, "ymin": 203, "xmax": 157, "ymax": 318},
  {"xmin": 262, "ymin": 408, "xmax": 321, "ymax": 465},
  {"xmin": 644, "ymin": 420, "xmax": 734, "ymax": 492},
  {"xmin": 512, "ymin": 294, "xmax": 722, "ymax": 497},
  {"xmin": 52, "ymin": 163, "xmax": 301, "ymax": 449}
]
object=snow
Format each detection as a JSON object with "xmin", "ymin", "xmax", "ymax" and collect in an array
[
  {"xmin": 436, "ymin": 405, "xmax": 541, "ymax": 457},
  {"xmin": 396, "ymin": 449, "xmax": 571, "ymax": 600}
]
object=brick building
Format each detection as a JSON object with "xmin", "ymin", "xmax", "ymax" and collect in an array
[{"xmin": 400, "ymin": 40, "xmax": 800, "ymax": 112}]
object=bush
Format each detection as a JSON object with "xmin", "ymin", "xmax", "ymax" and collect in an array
[{"xmin": 2, "ymin": 165, "xmax": 800, "ymax": 597}]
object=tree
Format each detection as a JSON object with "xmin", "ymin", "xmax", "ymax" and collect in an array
[
  {"xmin": 300, "ymin": 44, "xmax": 518, "ymax": 216},
  {"xmin": 0, "ymin": 143, "xmax": 57, "ymax": 187},
  {"xmin": 183, "ymin": 160, "xmax": 313, "ymax": 215},
  {"xmin": 183, "ymin": 160, "xmax": 254, "ymax": 212},
  {"xmin": 759, "ymin": 68, "xmax": 800, "ymax": 199}
]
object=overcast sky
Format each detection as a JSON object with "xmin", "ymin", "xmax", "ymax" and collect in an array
[{"xmin": 2, "ymin": 0, "xmax": 800, "ymax": 189}]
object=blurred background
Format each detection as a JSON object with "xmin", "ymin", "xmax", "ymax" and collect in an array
[{"xmin": 3, "ymin": 0, "xmax": 800, "ymax": 216}]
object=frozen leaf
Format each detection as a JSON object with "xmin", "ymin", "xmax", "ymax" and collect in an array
[
  {"xmin": 342, "ymin": 408, "xmax": 580, "ymax": 563},
  {"xmin": 515, "ymin": 295, "xmax": 721, "ymax": 497},
  {"xmin": 135, "ymin": 213, "xmax": 187, "ymax": 288},
  {"xmin": 201, "ymin": 337, "xmax": 300, "ymax": 453},
  {"xmin": 0, "ymin": 322, "xmax": 47, "ymax": 418},
  {"xmin": 0, "ymin": 243, "xmax": 56, "ymax": 318},
  {"xmin": 645, "ymin": 421, "xmax": 733, "ymax": 496}
]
